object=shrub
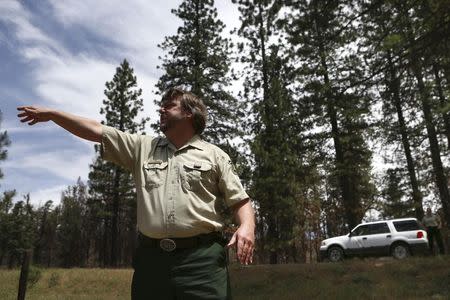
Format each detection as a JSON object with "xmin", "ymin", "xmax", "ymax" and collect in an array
[
  {"xmin": 48, "ymin": 272, "xmax": 60, "ymax": 288},
  {"xmin": 27, "ymin": 266, "xmax": 42, "ymax": 288}
]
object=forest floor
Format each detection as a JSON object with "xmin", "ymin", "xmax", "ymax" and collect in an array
[{"xmin": 1, "ymin": 255, "xmax": 449, "ymax": 299}]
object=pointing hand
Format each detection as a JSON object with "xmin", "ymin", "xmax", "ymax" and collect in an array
[{"xmin": 17, "ymin": 106, "xmax": 52, "ymax": 125}]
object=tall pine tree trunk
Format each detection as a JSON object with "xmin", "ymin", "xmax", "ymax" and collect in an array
[
  {"xmin": 257, "ymin": 1, "xmax": 278, "ymax": 264},
  {"xmin": 412, "ymin": 61, "xmax": 450, "ymax": 225},
  {"xmin": 319, "ymin": 43, "xmax": 360, "ymax": 229},
  {"xmin": 310, "ymin": 0, "xmax": 362, "ymax": 230},
  {"xmin": 268, "ymin": 217, "xmax": 278, "ymax": 264},
  {"xmin": 33, "ymin": 210, "xmax": 48, "ymax": 265},
  {"xmin": 102, "ymin": 217, "xmax": 109, "ymax": 267},
  {"xmin": 387, "ymin": 54, "xmax": 424, "ymax": 219},
  {"xmin": 47, "ymin": 247, "xmax": 52, "ymax": 267},
  {"xmin": 398, "ymin": 0, "xmax": 450, "ymax": 226}
]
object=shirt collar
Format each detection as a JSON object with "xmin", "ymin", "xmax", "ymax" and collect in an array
[{"xmin": 157, "ymin": 135, "xmax": 205, "ymax": 151}]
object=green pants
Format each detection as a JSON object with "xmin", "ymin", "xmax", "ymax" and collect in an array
[{"xmin": 131, "ymin": 241, "xmax": 231, "ymax": 299}]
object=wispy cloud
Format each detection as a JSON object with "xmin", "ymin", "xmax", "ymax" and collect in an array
[
  {"xmin": 48, "ymin": 0, "xmax": 181, "ymax": 61},
  {"xmin": 35, "ymin": 55, "xmax": 116, "ymax": 119},
  {"xmin": 0, "ymin": 1, "xmax": 66, "ymax": 59},
  {"xmin": 4, "ymin": 146, "xmax": 94, "ymax": 181}
]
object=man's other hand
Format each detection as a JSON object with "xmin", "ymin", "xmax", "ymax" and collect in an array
[
  {"xmin": 17, "ymin": 106, "xmax": 53, "ymax": 125},
  {"xmin": 227, "ymin": 223, "xmax": 255, "ymax": 265}
]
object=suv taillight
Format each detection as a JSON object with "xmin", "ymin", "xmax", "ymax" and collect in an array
[{"xmin": 417, "ymin": 231, "xmax": 424, "ymax": 238}]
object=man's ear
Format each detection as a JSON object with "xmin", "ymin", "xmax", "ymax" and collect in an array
[
  {"xmin": 185, "ymin": 111, "xmax": 193, "ymax": 119},
  {"xmin": 185, "ymin": 108, "xmax": 195, "ymax": 119}
]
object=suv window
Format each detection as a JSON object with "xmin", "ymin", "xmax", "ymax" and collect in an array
[
  {"xmin": 393, "ymin": 220, "xmax": 420, "ymax": 232},
  {"xmin": 351, "ymin": 225, "xmax": 370, "ymax": 236},
  {"xmin": 368, "ymin": 222, "xmax": 390, "ymax": 234}
]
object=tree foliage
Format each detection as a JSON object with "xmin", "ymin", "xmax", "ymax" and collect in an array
[
  {"xmin": 156, "ymin": 0, "xmax": 241, "ymax": 146},
  {"xmin": 88, "ymin": 59, "xmax": 147, "ymax": 267}
]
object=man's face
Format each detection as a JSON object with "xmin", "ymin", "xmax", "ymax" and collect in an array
[{"xmin": 159, "ymin": 99, "xmax": 191, "ymax": 133}]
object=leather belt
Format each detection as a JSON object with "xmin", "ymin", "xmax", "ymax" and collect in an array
[{"xmin": 138, "ymin": 232, "xmax": 223, "ymax": 252}]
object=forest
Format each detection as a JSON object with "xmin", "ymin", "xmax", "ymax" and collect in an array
[{"xmin": 0, "ymin": 0, "xmax": 449, "ymax": 267}]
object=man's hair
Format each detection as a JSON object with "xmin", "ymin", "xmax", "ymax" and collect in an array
[{"xmin": 161, "ymin": 87, "xmax": 208, "ymax": 134}]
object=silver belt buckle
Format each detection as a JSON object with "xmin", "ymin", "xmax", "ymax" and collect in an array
[{"xmin": 160, "ymin": 238, "xmax": 176, "ymax": 252}]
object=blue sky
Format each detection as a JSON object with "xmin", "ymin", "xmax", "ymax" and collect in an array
[{"xmin": 0, "ymin": 0, "xmax": 240, "ymax": 207}]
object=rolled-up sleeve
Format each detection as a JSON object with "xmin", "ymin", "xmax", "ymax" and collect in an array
[
  {"xmin": 100, "ymin": 125, "xmax": 141, "ymax": 172},
  {"xmin": 218, "ymin": 154, "xmax": 249, "ymax": 207}
]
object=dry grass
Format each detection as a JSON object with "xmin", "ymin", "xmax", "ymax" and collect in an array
[
  {"xmin": 0, "ymin": 268, "xmax": 132, "ymax": 300},
  {"xmin": 230, "ymin": 256, "xmax": 450, "ymax": 300},
  {"xmin": 1, "ymin": 256, "xmax": 449, "ymax": 299}
]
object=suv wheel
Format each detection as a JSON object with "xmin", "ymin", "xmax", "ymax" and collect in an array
[
  {"xmin": 391, "ymin": 243, "xmax": 410, "ymax": 259},
  {"xmin": 328, "ymin": 246, "xmax": 344, "ymax": 262}
]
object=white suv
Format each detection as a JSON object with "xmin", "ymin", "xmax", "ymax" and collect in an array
[{"xmin": 319, "ymin": 218, "xmax": 429, "ymax": 262}]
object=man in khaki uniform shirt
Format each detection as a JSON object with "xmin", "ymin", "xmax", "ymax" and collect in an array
[
  {"xmin": 17, "ymin": 88, "xmax": 255, "ymax": 299},
  {"xmin": 422, "ymin": 207, "xmax": 445, "ymax": 255}
]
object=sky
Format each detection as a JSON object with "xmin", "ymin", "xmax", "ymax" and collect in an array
[{"xmin": 0, "ymin": 0, "xmax": 240, "ymax": 207}]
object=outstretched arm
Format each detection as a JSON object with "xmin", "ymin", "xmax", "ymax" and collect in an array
[
  {"xmin": 227, "ymin": 199, "xmax": 255, "ymax": 265},
  {"xmin": 17, "ymin": 106, "xmax": 102, "ymax": 143}
]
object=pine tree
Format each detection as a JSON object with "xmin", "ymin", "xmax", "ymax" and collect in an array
[
  {"xmin": 156, "ymin": 0, "xmax": 240, "ymax": 146},
  {"xmin": 380, "ymin": 168, "xmax": 415, "ymax": 219},
  {"xmin": 6, "ymin": 194, "xmax": 36, "ymax": 268},
  {"xmin": 33, "ymin": 200, "xmax": 59, "ymax": 267},
  {"xmin": 233, "ymin": 0, "xmax": 310, "ymax": 263},
  {"xmin": 88, "ymin": 59, "xmax": 147, "ymax": 267},
  {"xmin": 416, "ymin": 1, "xmax": 450, "ymax": 151},
  {"xmin": 374, "ymin": 0, "xmax": 450, "ymax": 225},
  {"xmin": 57, "ymin": 180, "xmax": 88, "ymax": 267},
  {"xmin": 399, "ymin": 1, "xmax": 450, "ymax": 225},
  {"xmin": 250, "ymin": 48, "xmax": 304, "ymax": 264},
  {"xmin": 0, "ymin": 112, "xmax": 14, "ymax": 265},
  {"xmin": 359, "ymin": 1, "xmax": 426, "ymax": 219},
  {"xmin": 0, "ymin": 190, "xmax": 15, "ymax": 265},
  {"xmin": 33, "ymin": 200, "xmax": 53, "ymax": 265},
  {"xmin": 284, "ymin": 0, "xmax": 376, "ymax": 230}
]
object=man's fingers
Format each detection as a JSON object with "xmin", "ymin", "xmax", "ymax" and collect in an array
[
  {"xmin": 29, "ymin": 119, "xmax": 38, "ymax": 125},
  {"xmin": 228, "ymin": 229, "xmax": 255, "ymax": 264},
  {"xmin": 247, "ymin": 250, "xmax": 254, "ymax": 265},
  {"xmin": 229, "ymin": 233, "xmax": 249, "ymax": 264},
  {"xmin": 241, "ymin": 241, "xmax": 254, "ymax": 265},
  {"xmin": 237, "ymin": 238, "xmax": 254, "ymax": 264},
  {"xmin": 248, "ymin": 245, "xmax": 254, "ymax": 264},
  {"xmin": 17, "ymin": 106, "xmax": 33, "ymax": 112},
  {"xmin": 237, "ymin": 236, "xmax": 245, "ymax": 260},
  {"xmin": 20, "ymin": 116, "xmax": 33, "ymax": 123},
  {"xmin": 17, "ymin": 112, "xmax": 28, "ymax": 118},
  {"xmin": 240, "ymin": 244, "xmax": 247, "ymax": 264}
]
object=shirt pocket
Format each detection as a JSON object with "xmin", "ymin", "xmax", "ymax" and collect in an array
[
  {"xmin": 143, "ymin": 160, "xmax": 168, "ymax": 189},
  {"xmin": 182, "ymin": 161, "xmax": 212, "ymax": 191}
]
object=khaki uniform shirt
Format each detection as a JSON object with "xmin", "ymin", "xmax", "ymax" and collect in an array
[
  {"xmin": 422, "ymin": 214, "xmax": 440, "ymax": 228},
  {"xmin": 101, "ymin": 125, "xmax": 249, "ymax": 239}
]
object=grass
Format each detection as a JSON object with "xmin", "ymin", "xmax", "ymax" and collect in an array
[{"xmin": 1, "ymin": 256, "xmax": 449, "ymax": 299}]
